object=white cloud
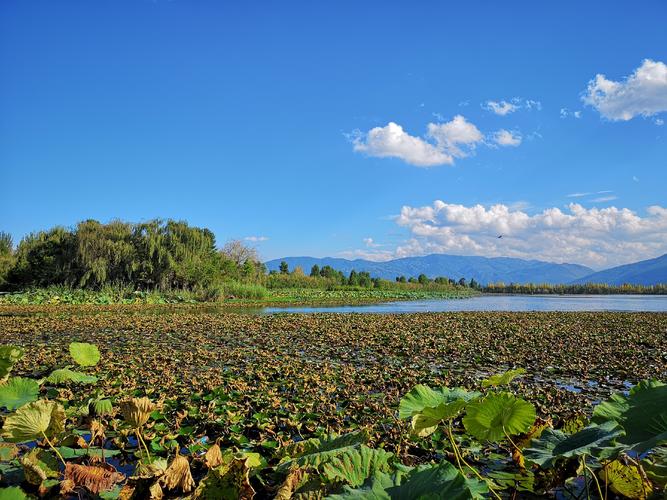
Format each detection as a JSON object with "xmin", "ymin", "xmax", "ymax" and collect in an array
[
  {"xmin": 244, "ymin": 236, "xmax": 268, "ymax": 242},
  {"xmin": 493, "ymin": 129, "xmax": 522, "ymax": 147},
  {"xmin": 363, "ymin": 237, "xmax": 381, "ymax": 248},
  {"xmin": 582, "ymin": 59, "xmax": 667, "ymax": 121},
  {"xmin": 589, "ymin": 196, "xmax": 618, "ymax": 203},
  {"xmin": 353, "ymin": 200, "xmax": 667, "ymax": 268},
  {"xmin": 352, "ymin": 122, "xmax": 453, "ymax": 167},
  {"xmin": 484, "ymin": 100, "xmax": 518, "ymax": 116},
  {"xmin": 352, "ymin": 115, "xmax": 486, "ymax": 167},
  {"xmin": 338, "ymin": 248, "xmax": 395, "ymax": 261},
  {"xmin": 656, "ymin": 118, "xmax": 665, "ymax": 126},
  {"xmin": 483, "ymin": 98, "xmax": 541, "ymax": 115},
  {"xmin": 567, "ymin": 190, "xmax": 613, "ymax": 199},
  {"xmin": 560, "ymin": 108, "xmax": 582, "ymax": 119},
  {"xmin": 427, "ymin": 115, "xmax": 483, "ymax": 157}
]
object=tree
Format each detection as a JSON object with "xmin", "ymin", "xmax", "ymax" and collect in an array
[
  {"xmin": 279, "ymin": 261, "xmax": 289, "ymax": 274},
  {"xmin": 418, "ymin": 273, "xmax": 429, "ymax": 285},
  {"xmin": 458, "ymin": 277, "xmax": 467, "ymax": 287},
  {"xmin": 396, "ymin": 275, "xmax": 407, "ymax": 283},
  {"xmin": 310, "ymin": 264, "xmax": 320, "ymax": 277},
  {"xmin": 220, "ymin": 240, "xmax": 258, "ymax": 267},
  {"xmin": 348, "ymin": 269, "xmax": 359, "ymax": 286},
  {"xmin": 358, "ymin": 271, "xmax": 372, "ymax": 288},
  {"xmin": 0, "ymin": 231, "xmax": 14, "ymax": 288}
]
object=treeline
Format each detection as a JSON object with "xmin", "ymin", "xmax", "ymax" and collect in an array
[
  {"xmin": 0, "ymin": 221, "xmax": 466, "ymax": 296},
  {"xmin": 0, "ymin": 220, "xmax": 266, "ymax": 292},
  {"xmin": 484, "ymin": 282, "xmax": 667, "ymax": 295},
  {"xmin": 265, "ymin": 262, "xmax": 466, "ymax": 291}
]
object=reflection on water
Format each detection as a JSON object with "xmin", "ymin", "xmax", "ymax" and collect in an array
[{"xmin": 262, "ymin": 294, "xmax": 667, "ymax": 314}]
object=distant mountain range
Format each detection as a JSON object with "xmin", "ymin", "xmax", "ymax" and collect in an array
[
  {"xmin": 265, "ymin": 254, "xmax": 593, "ymax": 285},
  {"xmin": 570, "ymin": 253, "xmax": 667, "ymax": 286},
  {"xmin": 265, "ymin": 253, "xmax": 667, "ymax": 285}
]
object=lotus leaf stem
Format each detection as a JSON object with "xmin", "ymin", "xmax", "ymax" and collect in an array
[
  {"xmin": 41, "ymin": 431, "xmax": 66, "ymax": 467},
  {"xmin": 447, "ymin": 421, "xmax": 502, "ymax": 500},
  {"xmin": 136, "ymin": 428, "xmax": 151, "ymax": 461}
]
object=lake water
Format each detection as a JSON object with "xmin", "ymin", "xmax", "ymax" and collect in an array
[{"xmin": 263, "ymin": 294, "xmax": 667, "ymax": 313}]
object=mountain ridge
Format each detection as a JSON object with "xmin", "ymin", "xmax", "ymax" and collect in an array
[
  {"xmin": 570, "ymin": 253, "xmax": 667, "ymax": 286},
  {"xmin": 265, "ymin": 254, "xmax": 594, "ymax": 285}
]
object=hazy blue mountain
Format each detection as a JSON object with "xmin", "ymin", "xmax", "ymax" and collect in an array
[
  {"xmin": 572, "ymin": 253, "xmax": 667, "ymax": 286},
  {"xmin": 265, "ymin": 254, "xmax": 594, "ymax": 285}
]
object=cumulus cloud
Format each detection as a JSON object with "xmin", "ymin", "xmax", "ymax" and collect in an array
[
  {"xmin": 352, "ymin": 122, "xmax": 453, "ymax": 167},
  {"xmin": 244, "ymin": 236, "xmax": 269, "ymax": 242},
  {"xmin": 582, "ymin": 59, "xmax": 667, "ymax": 120},
  {"xmin": 352, "ymin": 115, "xmax": 485, "ymax": 167},
  {"xmin": 353, "ymin": 201, "xmax": 667, "ymax": 268},
  {"xmin": 493, "ymin": 129, "xmax": 522, "ymax": 147},
  {"xmin": 427, "ymin": 115, "xmax": 483, "ymax": 157},
  {"xmin": 363, "ymin": 237, "xmax": 381, "ymax": 248}
]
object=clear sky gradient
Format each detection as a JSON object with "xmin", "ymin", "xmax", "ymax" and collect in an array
[{"xmin": 1, "ymin": 1, "xmax": 666, "ymax": 269}]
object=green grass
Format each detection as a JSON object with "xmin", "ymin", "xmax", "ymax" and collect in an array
[{"xmin": 0, "ymin": 284, "xmax": 476, "ymax": 306}]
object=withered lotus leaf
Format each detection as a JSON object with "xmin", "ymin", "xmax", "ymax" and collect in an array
[
  {"xmin": 149, "ymin": 481, "xmax": 164, "ymax": 499},
  {"xmin": 20, "ymin": 455, "xmax": 47, "ymax": 485},
  {"xmin": 120, "ymin": 397, "xmax": 155, "ymax": 428},
  {"xmin": 193, "ymin": 458, "xmax": 255, "ymax": 500},
  {"xmin": 59, "ymin": 479, "xmax": 76, "ymax": 496},
  {"xmin": 204, "ymin": 443, "xmax": 223, "ymax": 469},
  {"xmin": 64, "ymin": 462, "xmax": 126, "ymax": 495},
  {"xmin": 159, "ymin": 454, "xmax": 195, "ymax": 493}
]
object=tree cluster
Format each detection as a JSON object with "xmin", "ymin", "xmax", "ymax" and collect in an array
[{"xmin": 0, "ymin": 220, "xmax": 265, "ymax": 291}]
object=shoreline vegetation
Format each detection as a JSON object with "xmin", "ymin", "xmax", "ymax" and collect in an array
[
  {"xmin": 1, "ymin": 220, "xmax": 665, "ymax": 307},
  {"xmin": 0, "ymin": 219, "xmax": 473, "ymax": 307}
]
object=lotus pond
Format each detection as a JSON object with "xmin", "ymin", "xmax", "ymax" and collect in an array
[{"xmin": 0, "ymin": 307, "xmax": 665, "ymax": 498}]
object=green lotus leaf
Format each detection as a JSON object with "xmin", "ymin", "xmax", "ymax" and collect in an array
[
  {"xmin": 0, "ymin": 377, "xmax": 40, "ymax": 410},
  {"xmin": 69, "ymin": 342, "xmax": 100, "ymax": 367},
  {"xmin": 593, "ymin": 380, "xmax": 667, "ymax": 452},
  {"xmin": 58, "ymin": 446, "xmax": 121, "ymax": 459},
  {"xmin": 327, "ymin": 462, "xmax": 476, "ymax": 499},
  {"xmin": 0, "ymin": 346, "xmax": 24, "ymax": 382},
  {"xmin": 523, "ymin": 421, "xmax": 624, "ymax": 468},
  {"xmin": 411, "ymin": 400, "xmax": 469, "ymax": 437},
  {"xmin": 643, "ymin": 446, "xmax": 667, "ymax": 487},
  {"xmin": 47, "ymin": 368, "xmax": 98, "ymax": 385},
  {"xmin": 463, "ymin": 392, "xmax": 536, "ymax": 442},
  {"xmin": 278, "ymin": 431, "xmax": 369, "ymax": 471},
  {"xmin": 482, "ymin": 368, "xmax": 526, "ymax": 388},
  {"xmin": 0, "ymin": 486, "xmax": 28, "ymax": 500},
  {"xmin": 599, "ymin": 459, "xmax": 653, "ymax": 499},
  {"xmin": 92, "ymin": 398, "xmax": 113, "ymax": 416},
  {"xmin": 399, "ymin": 385, "xmax": 480, "ymax": 420},
  {"xmin": 322, "ymin": 445, "xmax": 393, "ymax": 487},
  {"xmin": 1, "ymin": 399, "xmax": 66, "ymax": 442}
]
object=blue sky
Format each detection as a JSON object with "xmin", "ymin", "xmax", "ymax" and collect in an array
[{"xmin": 1, "ymin": 1, "xmax": 666, "ymax": 269}]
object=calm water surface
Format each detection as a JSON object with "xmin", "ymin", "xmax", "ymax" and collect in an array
[{"xmin": 263, "ymin": 294, "xmax": 667, "ymax": 314}]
